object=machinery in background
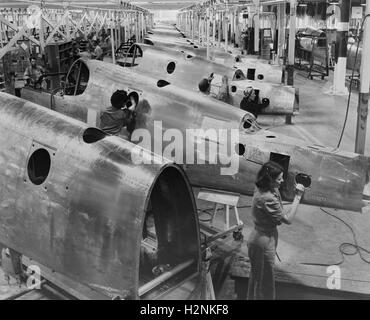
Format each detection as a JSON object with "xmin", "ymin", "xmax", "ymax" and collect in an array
[
  {"xmin": 44, "ymin": 41, "xmax": 75, "ymax": 91},
  {"xmin": 294, "ymin": 27, "xmax": 329, "ymax": 80}
]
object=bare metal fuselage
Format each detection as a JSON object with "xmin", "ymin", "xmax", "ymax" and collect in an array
[{"xmin": 21, "ymin": 59, "xmax": 370, "ymax": 213}]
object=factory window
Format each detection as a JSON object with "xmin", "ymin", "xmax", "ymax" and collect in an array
[
  {"xmin": 166, "ymin": 62, "xmax": 176, "ymax": 74},
  {"xmin": 157, "ymin": 80, "xmax": 170, "ymax": 88},
  {"xmin": 231, "ymin": 86, "xmax": 237, "ymax": 93},
  {"xmin": 186, "ymin": 54, "xmax": 193, "ymax": 59},
  {"xmin": 27, "ymin": 148, "xmax": 51, "ymax": 185},
  {"xmin": 82, "ymin": 128, "xmax": 107, "ymax": 143},
  {"xmin": 193, "ymin": 46, "xmax": 198, "ymax": 49},
  {"xmin": 257, "ymin": 74, "xmax": 264, "ymax": 80}
]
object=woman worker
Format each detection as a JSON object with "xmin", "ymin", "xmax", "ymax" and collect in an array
[{"xmin": 247, "ymin": 161, "xmax": 305, "ymax": 300}]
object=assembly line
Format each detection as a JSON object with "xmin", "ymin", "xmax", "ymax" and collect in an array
[{"xmin": 0, "ymin": 0, "xmax": 370, "ymax": 301}]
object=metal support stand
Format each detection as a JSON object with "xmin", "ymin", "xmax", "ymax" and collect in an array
[
  {"xmin": 201, "ymin": 247, "xmax": 215, "ymax": 300},
  {"xmin": 198, "ymin": 188, "xmax": 244, "ymax": 242}
]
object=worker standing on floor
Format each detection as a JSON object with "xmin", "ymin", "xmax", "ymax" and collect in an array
[
  {"xmin": 24, "ymin": 56, "xmax": 45, "ymax": 89},
  {"xmin": 247, "ymin": 161, "xmax": 305, "ymax": 300}
]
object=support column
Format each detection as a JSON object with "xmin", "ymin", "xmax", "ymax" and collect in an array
[
  {"xmin": 110, "ymin": 14, "xmax": 115, "ymax": 64},
  {"xmin": 287, "ymin": 0, "xmax": 297, "ymax": 86},
  {"xmin": 254, "ymin": 0, "xmax": 260, "ymax": 54},
  {"xmin": 118, "ymin": 13, "xmax": 121, "ymax": 45},
  {"xmin": 224, "ymin": 12, "xmax": 228, "ymax": 52},
  {"xmin": 206, "ymin": 9, "xmax": 210, "ymax": 59},
  {"xmin": 218, "ymin": 12, "xmax": 221, "ymax": 47},
  {"xmin": 277, "ymin": 2, "xmax": 286, "ymax": 61},
  {"xmin": 65, "ymin": 9, "xmax": 71, "ymax": 41},
  {"xmin": 39, "ymin": 11, "xmax": 45, "ymax": 54},
  {"xmin": 212, "ymin": 11, "xmax": 216, "ymax": 46},
  {"xmin": 331, "ymin": 0, "xmax": 350, "ymax": 95},
  {"xmin": 235, "ymin": 9, "xmax": 240, "ymax": 49},
  {"xmin": 355, "ymin": 0, "xmax": 370, "ymax": 154},
  {"xmin": 198, "ymin": 14, "xmax": 201, "ymax": 44}
]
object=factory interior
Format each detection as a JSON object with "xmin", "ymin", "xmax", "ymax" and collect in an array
[{"xmin": 0, "ymin": 0, "xmax": 370, "ymax": 301}]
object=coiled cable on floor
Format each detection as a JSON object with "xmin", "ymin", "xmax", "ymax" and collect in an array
[{"xmin": 320, "ymin": 208, "xmax": 370, "ymax": 266}]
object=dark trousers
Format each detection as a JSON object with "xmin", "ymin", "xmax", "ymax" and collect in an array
[{"xmin": 247, "ymin": 228, "xmax": 278, "ymax": 300}]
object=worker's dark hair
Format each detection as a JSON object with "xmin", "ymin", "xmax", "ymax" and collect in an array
[
  {"xmin": 255, "ymin": 161, "xmax": 284, "ymax": 192},
  {"xmin": 111, "ymin": 90, "xmax": 128, "ymax": 109},
  {"xmin": 29, "ymin": 55, "xmax": 37, "ymax": 62},
  {"xmin": 198, "ymin": 78, "xmax": 210, "ymax": 93}
]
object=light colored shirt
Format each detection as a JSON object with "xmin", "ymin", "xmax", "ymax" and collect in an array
[{"xmin": 93, "ymin": 45, "xmax": 103, "ymax": 60}]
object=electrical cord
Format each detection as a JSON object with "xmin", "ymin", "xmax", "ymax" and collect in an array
[
  {"xmin": 302, "ymin": 208, "xmax": 370, "ymax": 267},
  {"xmin": 337, "ymin": 14, "xmax": 370, "ymax": 149}
]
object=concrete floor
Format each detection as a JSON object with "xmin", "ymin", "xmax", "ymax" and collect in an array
[
  {"xmin": 260, "ymin": 70, "xmax": 370, "ymax": 156},
  {"xmin": 193, "ymin": 67, "xmax": 370, "ymax": 300}
]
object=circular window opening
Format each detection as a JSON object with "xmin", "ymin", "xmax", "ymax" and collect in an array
[
  {"xmin": 295, "ymin": 173, "xmax": 312, "ymax": 188},
  {"xmin": 83, "ymin": 127, "xmax": 108, "ymax": 143},
  {"xmin": 167, "ymin": 61, "xmax": 176, "ymax": 74},
  {"xmin": 235, "ymin": 143, "xmax": 246, "ymax": 156},
  {"xmin": 243, "ymin": 120, "xmax": 252, "ymax": 129},
  {"xmin": 262, "ymin": 98, "xmax": 270, "ymax": 106},
  {"xmin": 231, "ymin": 85, "xmax": 237, "ymax": 93},
  {"xmin": 27, "ymin": 148, "xmax": 51, "ymax": 185},
  {"xmin": 266, "ymin": 135, "xmax": 276, "ymax": 138},
  {"xmin": 257, "ymin": 74, "xmax": 264, "ymax": 80},
  {"xmin": 157, "ymin": 80, "xmax": 170, "ymax": 87}
]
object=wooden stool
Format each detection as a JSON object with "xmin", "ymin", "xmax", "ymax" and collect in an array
[{"xmin": 198, "ymin": 188, "xmax": 242, "ymax": 231}]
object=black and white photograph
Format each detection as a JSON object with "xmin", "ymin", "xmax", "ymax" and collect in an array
[{"xmin": 0, "ymin": 0, "xmax": 369, "ymax": 307}]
